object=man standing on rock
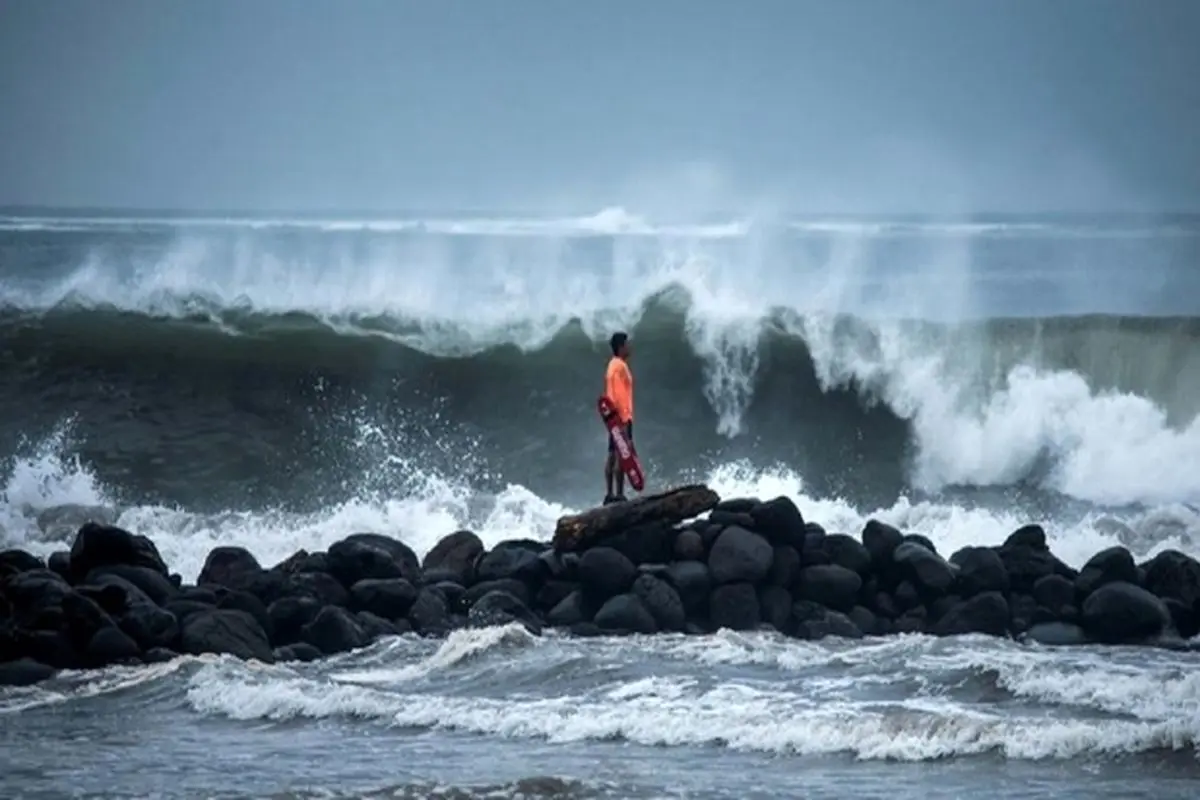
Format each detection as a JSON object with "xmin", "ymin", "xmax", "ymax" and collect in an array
[{"xmin": 604, "ymin": 331, "xmax": 634, "ymax": 504}]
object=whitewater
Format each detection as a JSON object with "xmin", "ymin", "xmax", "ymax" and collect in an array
[{"xmin": 2, "ymin": 209, "xmax": 1200, "ymax": 798}]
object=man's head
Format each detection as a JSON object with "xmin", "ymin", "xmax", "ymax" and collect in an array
[{"xmin": 610, "ymin": 331, "xmax": 630, "ymax": 358}]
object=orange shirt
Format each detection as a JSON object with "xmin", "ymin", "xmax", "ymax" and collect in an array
[{"xmin": 605, "ymin": 356, "xmax": 634, "ymax": 423}]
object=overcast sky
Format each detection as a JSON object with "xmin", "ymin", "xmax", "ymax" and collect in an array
[{"xmin": 1, "ymin": 0, "xmax": 1197, "ymax": 215}]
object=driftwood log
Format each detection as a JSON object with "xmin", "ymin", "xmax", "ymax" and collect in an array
[{"xmin": 552, "ymin": 484, "xmax": 720, "ymax": 552}]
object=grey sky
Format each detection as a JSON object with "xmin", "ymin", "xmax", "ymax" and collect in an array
[{"xmin": 1, "ymin": 0, "xmax": 1197, "ymax": 215}]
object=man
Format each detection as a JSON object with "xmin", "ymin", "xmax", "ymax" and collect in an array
[{"xmin": 604, "ymin": 331, "xmax": 634, "ymax": 503}]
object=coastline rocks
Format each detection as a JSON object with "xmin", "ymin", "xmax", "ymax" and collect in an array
[{"xmin": 3, "ymin": 485, "xmax": 1199, "ymax": 687}]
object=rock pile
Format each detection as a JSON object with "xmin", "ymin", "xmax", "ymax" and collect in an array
[{"xmin": 3, "ymin": 485, "xmax": 1198, "ymax": 686}]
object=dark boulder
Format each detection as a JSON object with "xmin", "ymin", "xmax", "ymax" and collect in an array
[
  {"xmin": 164, "ymin": 599, "xmax": 216, "ymax": 625},
  {"xmin": 893, "ymin": 543, "xmax": 956, "ymax": 596},
  {"xmin": 707, "ymin": 526, "xmax": 773, "ymax": 585},
  {"xmin": 47, "ymin": 551, "xmax": 71, "ymax": 582},
  {"xmin": 1023, "ymin": 621, "xmax": 1089, "ymax": 647},
  {"xmin": 594, "ymin": 593, "xmax": 658, "ymax": 634},
  {"xmin": 632, "ymin": 574, "xmax": 685, "ymax": 632},
  {"xmin": 0, "ymin": 658, "xmax": 57, "ymax": 686},
  {"xmin": 578, "ymin": 547, "xmax": 637, "ymax": 600},
  {"xmin": 69, "ymin": 522, "xmax": 168, "ymax": 581},
  {"xmin": 932, "ymin": 592, "xmax": 1010, "ymax": 637},
  {"xmin": 475, "ymin": 543, "xmax": 543, "ymax": 584},
  {"xmin": 767, "ymin": 545, "xmax": 801, "ymax": 587},
  {"xmin": 824, "ymin": 534, "xmax": 871, "ymax": 576},
  {"xmin": 142, "ymin": 647, "xmax": 178, "ymax": 664},
  {"xmin": 861, "ymin": 519, "xmax": 904, "ymax": 569},
  {"xmin": 267, "ymin": 596, "xmax": 322, "ymax": 645},
  {"xmin": 535, "ymin": 579, "xmax": 577, "ymax": 612},
  {"xmin": 327, "ymin": 539, "xmax": 405, "ymax": 587},
  {"xmin": 81, "ymin": 572, "xmax": 154, "ymax": 610},
  {"xmin": 0, "ymin": 548, "xmax": 42, "ymax": 576},
  {"xmin": 1081, "ymin": 581, "xmax": 1172, "ymax": 644},
  {"xmin": 86, "ymin": 626, "xmax": 141, "ymax": 665},
  {"xmin": 748, "ymin": 496, "xmax": 806, "ymax": 548},
  {"xmin": 665, "ymin": 560, "xmax": 711, "ymax": 613},
  {"xmin": 89, "ymin": 564, "xmax": 176, "ymax": 606},
  {"xmin": 949, "ymin": 546, "xmax": 1009, "ymax": 596},
  {"xmin": 339, "ymin": 533, "xmax": 420, "ymax": 580},
  {"xmin": 996, "ymin": 544, "xmax": 1070, "ymax": 593},
  {"xmin": 407, "ymin": 587, "xmax": 450, "ymax": 635},
  {"xmin": 603, "ymin": 521, "xmax": 676, "ymax": 565},
  {"xmin": 796, "ymin": 564, "xmax": 862, "ymax": 612},
  {"xmin": 274, "ymin": 642, "xmax": 322, "ymax": 663},
  {"xmin": 848, "ymin": 605, "xmax": 880, "ymax": 636},
  {"xmin": 1005, "ymin": 524, "xmax": 1047, "ymax": 550},
  {"xmin": 708, "ymin": 509, "xmax": 757, "ymax": 530},
  {"xmin": 422, "ymin": 529, "xmax": 484, "ymax": 585},
  {"xmin": 1075, "ymin": 546, "xmax": 1137, "ymax": 597},
  {"xmin": 1032, "ymin": 575, "xmax": 1075, "ymax": 617},
  {"xmin": 1140, "ymin": 550, "xmax": 1200, "ymax": 610},
  {"xmin": 468, "ymin": 590, "xmax": 542, "ymax": 634},
  {"xmin": 758, "ymin": 585, "xmax": 793, "ymax": 632},
  {"xmin": 216, "ymin": 590, "xmax": 274, "ymax": 642},
  {"xmin": 302, "ymin": 605, "xmax": 368, "ymax": 654},
  {"xmin": 287, "ymin": 571, "xmax": 350, "ymax": 608},
  {"xmin": 710, "ymin": 582, "xmax": 760, "ymax": 631},
  {"xmin": 349, "ymin": 578, "xmax": 418, "ymax": 620},
  {"xmin": 547, "ymin": 591, "xmax": 587, "ymax": 627},
  {"xmin": 197, "ymin": 547, "xmax": 263, "ymax": 591},
  {"xmin": 463, "ymin": 578, "xmax": 531, "ymax": 609},
  {"xmin": 118, "ymin": 603, "xmax": 180, "ymax": 651},
  {"xmin": 673, "ymin": 529, "xmax": 705, "ymax": 561},
  {"xmin": 356, "ymin": 611, "xmax": 403, "ymax": 640},
  {"xmin": 180, "ymin": 609, "xmax": 274, "ymax": 662},
  {"xmin": 795, "ymin": 607, "xmax": 863, "ymax": 640}
]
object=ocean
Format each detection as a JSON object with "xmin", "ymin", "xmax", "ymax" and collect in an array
[{"xmin": 1, "ymin": 209, "xmax": 1198, "ymax": 798}]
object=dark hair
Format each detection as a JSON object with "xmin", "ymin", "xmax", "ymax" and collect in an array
[{"xmin": 609, "ymin": 331, "xmax": 628, "ymax": 356}]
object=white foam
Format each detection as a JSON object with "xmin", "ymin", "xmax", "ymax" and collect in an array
[{"xmin": 183, "ymin": 650, "xmax": 1198, "ymax": 761}]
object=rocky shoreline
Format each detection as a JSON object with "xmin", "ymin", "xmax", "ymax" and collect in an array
[{"xmin": 3, "ymin": 485, "xmax": 1199, "ymax": 686}]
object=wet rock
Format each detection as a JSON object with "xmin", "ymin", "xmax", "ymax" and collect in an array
[
  {"xmin": 578, "ymin": 547, "xmax": 637, "ymax": 600},
  {"xmin": 665, "ymin": 560, "xmax": 711, "ymax": 613},
  {"xmin": 547, "ymin": 590, "xmax": 587, "ymax": 627},
  {"xmin": 267, "ymin": 595, "xmax": 322, "ymax": 644},
  {"xmin": 143, "ymin": 647, "xmax": 178, "ymax": 664},
  {"xmin": 758, "ymin": 585, "xmax": 793, "ymax": 632},
  {"xmin": 893, "ymin": 542, "xmax": 955, "ymax": 596},
  {"xmin": 327, "ymin": 538, "xmax": 406, "ymax": 587},
  {"xmin": 848, "ymin": 605, "xmax": 880, "ymax": 636},
  {"xmin": 463, "ymin": 578, "xmax": 531, "ymax": 609},
  {"xmin": 0, "ymin": 657, "xmax": 57, "ymax": 686},
  {"xmin": 302, "ymin": 606, "xmax": 368, "ymax": 654},
  {"xmin": 824, "ymin": 534, "xmax": 871, "ymax": 576},
  {"xmin": 349, "ymin": 578, "xmax": 418, "ymax": 620},
  {"xmin": 748, "ymin": 496, "xmax": 806, "ymax": 549},
  {"xmin": 0, "ymin": 548, "xmax": 43, "ymax": 576},
  {"xmin": 949, "ymin": 546, "xmax": 1010, "ymax": 596},
  {"xmin": 422, "ymin": 529, "xmax": 484, "ymax": 585},
  {"xmin": 1075, "ymin": 546, "xmax": 1137, "ymax": 597},
  {"xmin": 274, "ymin": 643, "xmax": 322, "ymax": 663},
  {"xmin": 1081, "ymin": 581, "xmax": 1172, "ymax": 644},
  {"xmin": 69, "ymin": 522, "xmax": 168, "ymax": 582},
  {"xmin": 287, "ymin": 571, "xmax": 350, "ymax": 608},
  {"xmin": 766, "ymin": 545, "xmax": 800, "ymax": 587},
  {"xmin": 932, "ymin": 592, "xmax": 1010, "ymax": 637},
  {"xmin": 165, "ymin": 599, "xmax": 216, "ymax": 626},
  {"xmin": 604, "ymin": 521, "xmax": 676, "ymax": 565},
  {"xmin": 89, "ymin": 564, "xmax": 176, "ymax": 606},
  {"xmin": 82, "ymin": 572, "xmax": 155, "ymax": 610},
  {"xmin": 47, "ymin": 551, "xmax": 71, "ymax": 582},
  {"xmin": 356, "ymin": 611, "xmax": 403, "ymax": 640},
  {"xmin": 707, "ymin": 526, "xmax": 773, "ymax": 585},
  {"xmin": 197, "ymin": 547, "xmax": 263, "ymax": 591},
  {"xmin": 673, "ymin": 529, "xmax": 705, "ymax": 561},
  {"xmin": 861, "ymin": 519, "xmax": 904, "ymax": 571},
  {"xmin": 86, "ymin": 626, "xmax": 141, "ymax": 665},
  {"xmin": 180, "ymin": 609, "xmax": 274, "ymax": 662},
  {"xmin": 1005, "ymin": 524, "xmax": 1047, "ymax": 550},
  {"xmin": 708, "ymin": 509, "xmax": 757, "ymax": 530},
  {"xmin": 996, "ymin": 544, "xmax": 1065, "ymax": 593},
  {"xmin": 407, "ymin": 587, "xmax": 450, "ymax": 635},
  {"xmin": 594, "ymin": 593, "xmax": 657, "ymax": 634},
  {"xmin": 632, "ymin": 574, "xmax": 685, "ymax": 632},
  {"xmin": 1023, "ymin": 622, "xmax": 1089, "ymax": 647},
  {"xmin": 339, "ymin": 533, "xmax": 421, "ymax": 581},
  {"xmin": 118, "ymin": 603, "xmax": 179, "ymax": 651},
  {"xmin": 1140, "ymin": 550, "xmax": 1200, "ymax": 610},
  {"xmin": 796, "ymin": 564, "xmax": 862, "ymax": 612},
  {"xmin": 216, "ymin": 590, "xmax": 273, "ymax": 642},
  {"xmin": 794, "ymin": 605, "xmax": 863, "ymax": 640},
  {"xmin": 468, "ymin": 590, "xmax": 542, "ymax": 634},
  {"xmin": 535, "ymin": 579, "xmax": 577, "ymax": 612},
  {"xmin": 1032, "ymin": 575, "xmax": 1076, "ymax": 617},
  {"xmin": 710, "ymin": 582, "xmax": 759, "ymax": 631}
]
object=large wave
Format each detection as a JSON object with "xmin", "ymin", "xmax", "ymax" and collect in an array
[{"xmin": 1, "ymin": 211, "xmax": 1198, "ymax": 578}]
